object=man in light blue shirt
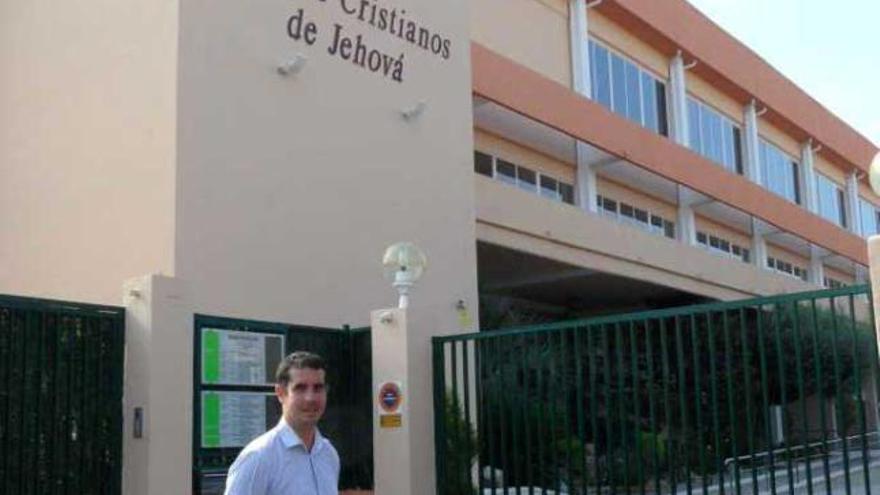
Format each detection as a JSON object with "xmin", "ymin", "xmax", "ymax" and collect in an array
[{"xmin": 225, "ymin": 351, "xmax": 340, "ymax": 495}]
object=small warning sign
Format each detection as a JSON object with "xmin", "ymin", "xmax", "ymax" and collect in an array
[
  {"xmin": 380, "ymin": 414, "xmax": 402, "ymax": 428},
  {"xmin": 377, "ymin": 381, "xmax": 403, "ymax": 414}
]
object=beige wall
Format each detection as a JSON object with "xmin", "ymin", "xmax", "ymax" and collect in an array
[
  {"xmin": 175, "ymin": 0, "xmax": 478, "ymax": 321},
  {"xmin": 0, "ymin": 0, "xmax": 178, "ymax": 304},
  {"xmin": 470, "ymin": 0, "xmax": 571, "ymax": 86}
]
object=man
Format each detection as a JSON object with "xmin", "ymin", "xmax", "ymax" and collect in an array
[{"xmin": 224, "ymin": 351, "xmax": 340, "ymax": 495}]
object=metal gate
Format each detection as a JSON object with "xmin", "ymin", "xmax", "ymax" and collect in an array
[
  {"xmin": 0, "ymin": 294, "xmax": 125, "ymax": 495},
  {"xmin": 434, "ymin": 285, "xmax": 880, "ymax": 494},
  {"xmin": 192, "ymin": 314, "xmax": 373, "ymax": 494}
]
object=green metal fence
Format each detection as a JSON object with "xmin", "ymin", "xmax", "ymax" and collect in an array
[
  {"xmin": 192, "ymin": 314, "xmax": 373, "ymax": 494},
  {"xmin": 434, "ymin": 285, "xmax": 880, "ymax": 495},
  {"xmin": 0, "ymin": 294, "xmax": 125, "ymax": 495}
]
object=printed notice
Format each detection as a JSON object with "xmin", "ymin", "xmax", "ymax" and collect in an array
[
  {"xmin": 201, "ymin": 391, "xmax": 281, "ymax": 448},
  {"xmin": 201, "ymin": 328, "xmax": 284, "ymax": 386}
]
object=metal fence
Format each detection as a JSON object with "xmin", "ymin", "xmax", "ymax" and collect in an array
[
  {"xmin": 192, "ymin": 314, "xmax": 373, "ymax": 493},
  {"xmin": 433, "ymin": 285, "xmax": 880, "ymax": 495},
  {"xmin": 0, "ymin": 294, "xmax": 125, "ymax": 495}
]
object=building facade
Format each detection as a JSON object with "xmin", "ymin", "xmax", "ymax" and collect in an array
[{"xmin": 2, "ymin": 0, "xmax": 879, "ymax": 493}]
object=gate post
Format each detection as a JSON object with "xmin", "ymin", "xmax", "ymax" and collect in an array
[
  {"xmin": 373, "ymin": 306, "xmax": 455, "ymax": 494},
  {"xmin": 122, "ymin": 275, "xmax": 194, "ymax": 495},
  {"xmin": 868, "ymin": 237, "xmax": 880, "ymax": 429}
]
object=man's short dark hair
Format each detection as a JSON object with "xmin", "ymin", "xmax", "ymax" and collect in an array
[{"xmin": 275, "ymin": 351, "xmax": 326, "ymax": 387}]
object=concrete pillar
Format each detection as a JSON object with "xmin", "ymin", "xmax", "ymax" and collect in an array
[
  {"xmin": 800, "ymin": 141, "xmax": 818, "ymax": 213},
  {"xmin": 751, "ymin": 218, "xmax": 768, "ymax": 270},
  {"xmin": 868, "ymin": 237, "xmax": 880, "ymax": 435},
  {"xmin": 846, "ymin": 172, "xmax": 861, "ymax": 235},
  {"xmin": 743, "ymin": 101, "xmax": 762, "ymax": 185},
  {"xmin": 668, "ymin": 52, "xmax": 689, "ymax": 146},
  {"xmin": 122, "ymin": 275, "xmax": 194, "ymax": 495},
  {"xmin": 576, "ymin": 151, "xmax": 599, "ymax": 214},
  {"xmin": 569, "ymin": 0, "xmax": 599, "ymax": 214},
  {"xmin": 568, "ymin": 0, "xmax": 590, "ymax": 96},
  {"xmin": 676, "ymin": 186, "xmax": 696, "ymax": 246},
  {"xmin": 809, "ymin": 246, "xmax": 824, "ymax": 286}
]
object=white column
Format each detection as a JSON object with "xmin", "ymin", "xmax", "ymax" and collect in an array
[
  {"xmin": 846, "ymin": 172, "xmax": 861, "ymax": 235},
  {"xmin": 569, "ymin": 0, "xmax": 598, "ymax": 213},
  {"xmin": 569, "ymin": 0, "xmax": 590, "ymax": 95},
  {"xmin": 751, "ymin": 218, "xmax": 768, "ymax": 270},
  {"xmin": 809, "ymin": 246, "xmax": 824, "ymax": 286},
  {"xmin": 743, "ymin": 100, "xmax": 762, "ymax": 185},
  {"xmin": 676, "ymin": 186, "xmax": 696, "ymax": 246},
  {"xmin": 123, "ymin": 275, "xmax": 194, "ymax": 495},
  {"xmin": 576, "ymin": 151, "xmax": 599, "ymax": 213},
  {"xmin": 800, "ymin": 141, "xmax": 818, "ymax": 213},
  {"xmin": 668, "ymin": 52, "xmax": 689, "ymax": 146}
]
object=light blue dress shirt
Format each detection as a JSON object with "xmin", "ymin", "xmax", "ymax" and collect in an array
[{"xmin": 224, "ymin": 419, "xmax": 340, "ymax": 495}]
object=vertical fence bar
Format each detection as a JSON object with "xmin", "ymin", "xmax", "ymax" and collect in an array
[
  {"xmin": 707, "ymin": 312, "xmax": 724, "ymax": 495},
  {"xmin": 809, "ymin": 298, "xmax": 833, "ymax": 495},
  {"xmin": 829, "ymin": 297, "xmax": 853, "ymax": 495},
  {"xmin": 463, "ymin": 339, "xmax": 474, "ymax": 495},
  {"xmin": 864, "ymin": 287, "xmax": 880, "ymax": 495},
  {"xmin": 575, "ymin": 326, "xmax": 587, "ymax": 494},
  {"xmin": 690, "ymin": 314, "xmax": 708, "ymax": 495},
  {"xmin": 521, "ymin": 333, "xmax": 534, "ymax": 494},
  {"xmin": 562, "ymin": 329, "xmax": 575, "ymax": 494},
  {"xmin": 432, "ymin": 339, "xmax": 447, "ymax": 495},
  {"xmin": 722, "ymin": 310, "xmax": 741, "ymax": 495},
  {"xmin": 674, "ymin": 315, "xmax": 692, "ymax": 495},
  {"xmin": 755, "ymin": 306, "xmax": 778, "ymax": 495},
  {"xmin": 792, "ymin": 301, "xmax": 815, "ymax": 495},
  {"xmin": 615, "ymin": 322, "xmax": 631, "ymax": 495},
  {"xmin": 549, "ymin": 330, "xmax": 561, "ymax": 494},
  {"xmin": 737, "ymin": 307, "xmax": 758, "ymax": 495},
  {"xmin": 644, "ymin": 320, "xmax": 661, "ymax": 495},
  {"xmin": 602, "ymin": 324, "xmax": 616, "ymax": 495},
  {"xmin": 630, "ymin": 321, "xmax": 645, "ymax": 495},
  {"xmin": 510, "ymin": 335, "xmax": 523, "ymax": 492},
  {"xmin": 848, "ymin": 294, "xmax": 871, "ymax": 493},
  {"xmin": 659, "ymin": 317, "xmax": 675, "ymax": 495},
  {"xmin": 588, "ymin": 325, "xmax": 601, "ymax": 495},
  {"xmin": 771, "ymin": 302, "xmax": 795, "ymax": 495}
]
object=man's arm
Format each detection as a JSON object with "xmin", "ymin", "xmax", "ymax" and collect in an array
[{"xmin": 224, "ymin": 450, "xmax": 270, "ymax": 495}]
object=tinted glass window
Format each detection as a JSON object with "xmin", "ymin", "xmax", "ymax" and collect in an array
[
  {"xmin": 496, "ymin": 159, "xmax": 517, "ymax": 185},
  {"xmin": 474, "ymin": 151, "xmax": 493, "ymax": 177}
]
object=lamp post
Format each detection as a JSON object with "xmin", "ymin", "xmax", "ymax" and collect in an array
[{"xmin": 382, "ymin": 242, "xmax": 427, "ymax": 309}]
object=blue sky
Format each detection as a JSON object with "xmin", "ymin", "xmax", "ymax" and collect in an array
[{"xmin": 686, "ymin": 0, "xmax": 879, "ymax": 147}]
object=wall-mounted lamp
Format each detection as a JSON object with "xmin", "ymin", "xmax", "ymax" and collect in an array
[
  {"xmin": 382, "ymin": 242, "xmax": 427, "ymax": 309},
  {"xmin": 277, "ymin": 54, "xmax": 308, "ymax": 76},
  {"xmin": 400, "ymin": 101, "xmax": 427, "ymax": 122}
]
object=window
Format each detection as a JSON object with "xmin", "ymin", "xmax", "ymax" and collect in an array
[
  {"xmin": 589, "ymin": 40, "xmax": 668, "ymax": 136},
  {"xmin": 474, "ymin": 151, "xmax": 493, "ymax": 177},
  {"xmin": 597, "ymin": 194, "xmax": 675, "ymax": 239},
  {"xmin": 824, "ymin": 277, "xmax": 846, "ymax": 289},
  {"xmin": 859, "ymin": 198, "xmax": 879, "ymax": 238},
  {"xmin": 473, "ymin": 150, "xmax": 575, "ymax": 206},
  {"xmin": 760, "ymin": 140, "xmax": 800, "ymax": 204},
  {"xmin": 687, "ymin": 98, "xmax": 744, "ymax": 174},
  {"xmin": 696, "ymin": 230, "xmax": 750, "ymax": 263},
  {"xmin": 767, "ymin": 257, "xmax": 808, "ymax": 282},
  {"xmin": 815, "ymin": 173, "xmax": 846, "ymax": 227}
]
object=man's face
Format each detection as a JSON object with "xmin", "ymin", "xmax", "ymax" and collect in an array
[{"xmin": 276, "ymin": 367, "xmax": 327, "ymax": 433}]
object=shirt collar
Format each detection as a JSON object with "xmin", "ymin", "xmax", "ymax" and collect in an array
[{"xmin": 277, "ymin": 418, "xmax": 324, "ymax": 453}]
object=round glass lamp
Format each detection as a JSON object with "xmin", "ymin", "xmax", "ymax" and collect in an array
[{"xmin": 382, "ymin": 242, "xmax": 427, "ymax": 309}]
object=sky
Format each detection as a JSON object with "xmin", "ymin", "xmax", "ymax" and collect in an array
[{"xmin": 685, "ymin": 0, "xmax": 880, "ymax": 148}]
